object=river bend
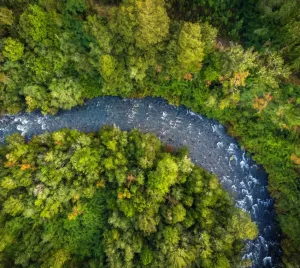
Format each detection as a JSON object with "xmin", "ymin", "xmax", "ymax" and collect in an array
[{"xmin": 0, "ymin": 97, "xmax": 281, "ymax": 267}]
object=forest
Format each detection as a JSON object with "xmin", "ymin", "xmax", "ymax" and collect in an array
[
  {"xmin": 0, "ymin": 127, "xmax": 257, "ymax": 267},
  {"xmin": 0, "ymin": 0, "xmax": 299, "ymax": 267}
]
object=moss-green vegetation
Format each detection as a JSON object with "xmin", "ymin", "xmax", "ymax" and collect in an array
[
  {"xmin": 0, "ymin": 0, "xmax": 299, "ymax": 266},
  {"xmin": 0, "ymin": 127, "xmax": 257, "ymax": 267}
]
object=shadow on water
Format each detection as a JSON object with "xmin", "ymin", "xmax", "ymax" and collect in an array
[{"xmin": 0, "ymin": 96, "xmax": 281, "ymax": 267}]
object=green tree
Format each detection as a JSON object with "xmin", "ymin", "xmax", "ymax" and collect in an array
[
  {"xmin": 19, "ymin": 4, "xmax": 59, "ymax": 47},
  {"xmin": 109, "ymin": 0, "xmax": 170, "ymax": 49},
  {"xmin": 23, "ymin": 85, "xmax": 48, "ymax": 112},
  {"xmin": 0, "ymin": 7, "xmax": 13, "ymax": 26},
  {"xmin": 178, "ymin": 22, "xmax": 204, "ymax": 73},
  {"xmin": 167, "ymin": 22, "xmax": 204, "ymax": 79},
  {"xmin": 65, "ymin": 0, "xmax": 87, "ymax": 15},
  {"xmin": 0, "ymin": 127, "xmax": 258, "ymax": 267},
  {"xmin": 134, "ymin": 0, "xmax": 170, "ymax": 49},
  {"xmin": 2, "ymin": 38, "xmax": 24, "ymax": 61},
  {"xmin": 49, "ymin": 78, "xmax": 84, "ymax": 112}
]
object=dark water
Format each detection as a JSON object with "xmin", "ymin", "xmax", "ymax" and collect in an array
[{"xmin": 0, "ymin": 97, "xmax": 281, "ymax": 267}]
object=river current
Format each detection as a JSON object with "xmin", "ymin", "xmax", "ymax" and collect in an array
[{"xmin": 0, "ymin": 97, "xmax": 281, "ymax": 267}]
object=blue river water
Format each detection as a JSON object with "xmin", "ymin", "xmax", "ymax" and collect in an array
[{"xmin": 0, "ymin": 97, "xmax": 281, "ymax": 267}]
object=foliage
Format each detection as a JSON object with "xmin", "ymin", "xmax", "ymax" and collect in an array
[
  {"xmin": 0, "ymin": 127, "xmax": 257, "ymax": 267},
  {"xmin": 165, "ymin": 0, "xmax": 300, "ymax": 74},
  {"xmin": 176, "ymin": 22, "xmax": 204, "ymax": 77},
  {"xmin": 2, "ymin": 38, "xmax": 24, "ymax": 61},
  {"xmin": 0, "ymin": 0, "xmax": 299, "ymax": 266},
  {"xmin": 109, "ymin": 0, "xmax": 170, "ymax": 49},
  {"xmin": 0, "ymin": 7, "xmax": 13, "ymax": 26},
  {"xmin": 18, "ymin": 4, "xmax": 59, "ymax": 48}
]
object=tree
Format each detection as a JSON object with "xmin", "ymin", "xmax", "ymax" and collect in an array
[
  {"xmin": 201, "ymin": 22, "xmax": 218, "ymax": 55},
  {"xmin": 0, "ymin": 7, "xmax": 13, "ymax": 26},
  {"xmin": 49, "ymin": 78, "xmax": 84, "ymax": 112},
  {"xmin": 109, "ymin": 0, "xmax": 170, "ymax": 49},
  {"xmin": 134, "ymin": 0, "xmax": 170, "ymax": 49},
  {"xmin": 23, "ymin": 85, "xmax": 49, "ymax": 112},
  {"xmin": 99, "ymin": 54, "xmax": 116, "ymax": 81},
  {"xmin": 65, "ymin": 0, "xmax": 87, "ymax": 15},
  {"xmin": 167, "ymin": 248, "xmax": 195, "ymax": 268},
  {"xmin": 0, "ymin": 127, "xmax": 258, "ymax": 267},
  {"xmin": 147, "ymin": 155, "xmax": 178, "ymax": 199},
  {"xmin": 2, "ymin": 38, "xmax": 24, "ymax": 61},
  {"xmin": 19, "ymin": 4, "xmax": 59, "ymax": 48},
  {"xmin": 84, "ymin": 15, "xmax": 112, "ymax": 54},
  {"xmin": 178, "ymin": 22, "xmax": 204, "ymax": 73},
  {"xmin": 167, "ymin": 22, "xmax": 204, "ymax": 79}
]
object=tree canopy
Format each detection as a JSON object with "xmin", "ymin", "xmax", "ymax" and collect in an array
[
  {"xmin": 0, "ymin": 0, "xmax": 299, "ymax": 266},
  {"xmin": 0, "ymin": 127, "xmax": 257, "ymax": 267}
]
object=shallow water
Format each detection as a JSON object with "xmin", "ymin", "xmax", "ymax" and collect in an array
[{"xmin": 0, "ymin": 96, "xmax": 281, "ymax": 267}]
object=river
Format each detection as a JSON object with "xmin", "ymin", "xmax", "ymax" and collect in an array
[{"xmin": 0, "ymin": 96, "xmax": 281, "ymax": 267}]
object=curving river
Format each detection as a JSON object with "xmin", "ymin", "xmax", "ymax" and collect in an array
[{"xmin": 0, "ymin": 97, "xmax": 281, "ymax": 267}]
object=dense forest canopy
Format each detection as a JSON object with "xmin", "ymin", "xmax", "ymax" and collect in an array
[
  {"xmin": 0, "ymin": 127, "xmax": 257, "ymax": 267},
  {"xmin": 0, "ymin": 0, "xmax": 299, "ymax": 266}
]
